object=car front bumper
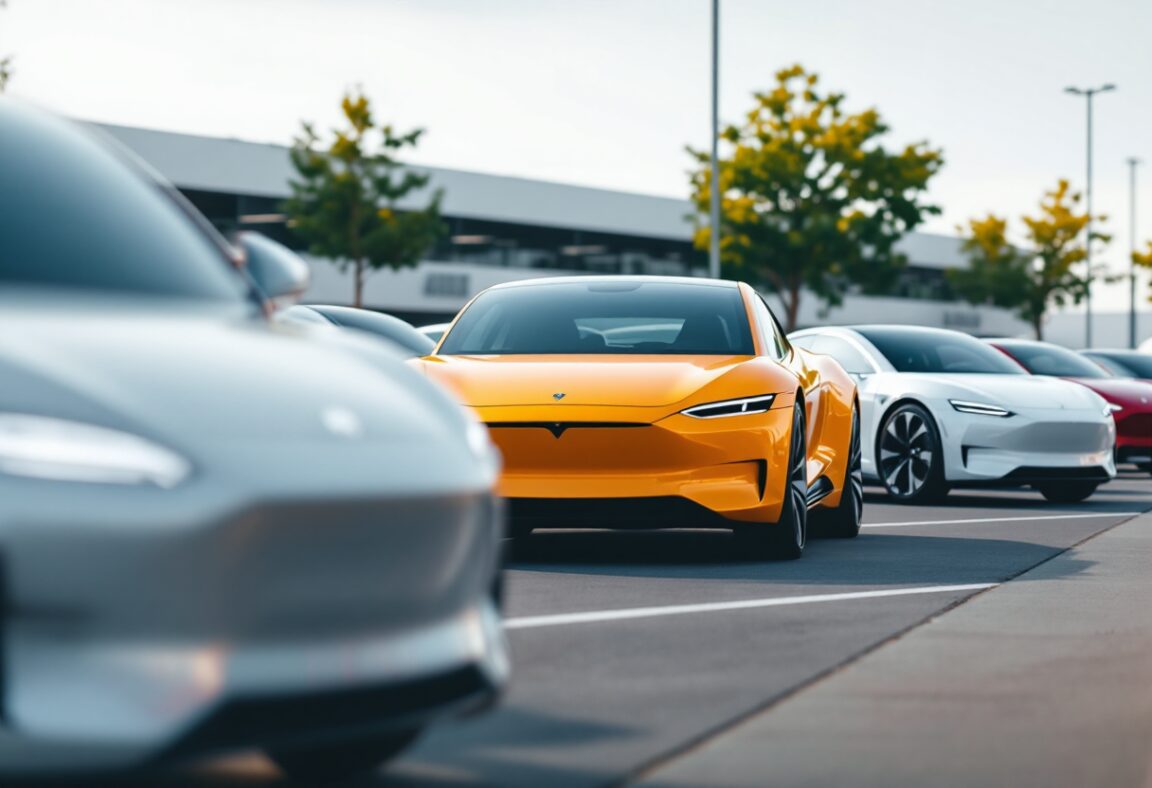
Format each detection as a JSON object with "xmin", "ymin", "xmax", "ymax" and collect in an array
[
  {"xmin": 476, "ymin": 401, "xmax": 795, "ymax": 524},
  {"xmin": 0, "ymin": 473, "xmax": 507, "ymax": 775},
  {"xmin": 938, "ymin": 404, "xmax": 1116, "ymax": 485}
]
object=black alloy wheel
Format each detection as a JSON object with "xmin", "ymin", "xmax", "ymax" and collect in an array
[
  {"xmin": 736, "ymin": 400, "xmax": 807, "ymax": 559},
  {"xmin": 877, "ymin": 402, "xmax": 948, "ymax": 504}
]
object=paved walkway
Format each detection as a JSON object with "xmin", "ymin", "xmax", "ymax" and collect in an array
[{"xmin": 638, "ymin": 511, "xmax": 1152, "ymax": 788}]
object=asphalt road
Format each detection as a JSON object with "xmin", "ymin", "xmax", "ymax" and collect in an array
[{"xmin": 35, "ymin": 470, "xmax": 1152, "ymax": 787}]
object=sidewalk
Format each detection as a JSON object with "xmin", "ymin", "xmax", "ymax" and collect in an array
[{"xmin": 637, "ymin": 511, "xmax": 1152, "ymax": 788}]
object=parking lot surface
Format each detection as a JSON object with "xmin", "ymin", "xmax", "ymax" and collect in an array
[{"xmin": 47, "ymin": 472, "xmax": 1152, "ymax": 787}]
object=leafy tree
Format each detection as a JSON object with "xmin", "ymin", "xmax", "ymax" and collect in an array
[
  {"xmin": 284, "ymin": 91, "xmax": 444, "ymax": 307},
  {"xmin": 688, "ymin": 64, "xmax": 943, "ymax": 330},
  {"xmin": 1133, "ymin": 240, "xmax": 1152, "ymax": 303},
  {"xmin": 950, "ymin": 179, "xmax": 1107, "ymax": 339}
]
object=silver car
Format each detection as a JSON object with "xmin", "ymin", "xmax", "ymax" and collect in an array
[{"xmin": 0, "ymin": 100, "xmax": 507, "ymax": 780}]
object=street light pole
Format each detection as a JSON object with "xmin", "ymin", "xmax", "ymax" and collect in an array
[
  {"xmin": 1127, "ymin": 157, "xmax": 1141, "ymax": 349},
  {"xmin": 708, "ymin": 0, "xmax": 721, "ymax": 279},
  {"xmin": 1065, "ymin": 83, "xmax": 1115, "ymax": 348}
]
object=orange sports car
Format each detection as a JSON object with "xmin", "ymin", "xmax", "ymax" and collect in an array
[{"xmin": 418, "ymin": 276, "xmax": 860, "ymax": 559}]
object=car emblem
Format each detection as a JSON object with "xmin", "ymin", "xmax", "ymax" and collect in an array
[
  {"xmin": 553, "ymin": 392, "xmax": 566, "ymax": 400},
  {"xmin": 321, "ymin": 406, "xmax": 364, "ymax": 439}
]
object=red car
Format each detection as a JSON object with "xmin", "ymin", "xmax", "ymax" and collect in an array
[{"xmin": 988, "ymin": 339, "xmax": 1152, "ymax": 475}]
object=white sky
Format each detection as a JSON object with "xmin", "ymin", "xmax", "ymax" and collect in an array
[{"xmin": 4, "ymin": 0, "xmax": 1151, "ymax": 311}]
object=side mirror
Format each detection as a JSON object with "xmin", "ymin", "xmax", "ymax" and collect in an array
[{"xmin": 234, "ymin": 231, "xmax": 310, "ymax": 308}]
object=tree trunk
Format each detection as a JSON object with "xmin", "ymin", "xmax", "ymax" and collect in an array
[
  {"xmin": 353, "ymin": 258, "xmax": 365, "ymax": 308},
  {"xmin": 1033, "ymin": 314, "xmax": 1043, "ymax": 341},
  {"xmin": 782, "ymin": 279, "xmax": 802, "ymax": 332}
]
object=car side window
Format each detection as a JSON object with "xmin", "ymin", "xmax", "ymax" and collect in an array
[
  {"xmin": 751, "ymin": 296, "xmax": 788, "ymax": 360},
  {"xmin": 811, "ymin": 336, "xmax": 874, "ymax": 375}
]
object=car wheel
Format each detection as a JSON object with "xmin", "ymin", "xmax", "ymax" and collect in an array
[
  {"xmin": 1036, "ymin": 481, "xmax": 1099, "ymax": 503},
  {"xmin": 268, "ymin": 730, "xmax": 420, "ymax": 783},
  {"xmin": 507, "ymin": 522, "xmax": 535, "ymax": 539},
  {"xmin": 736, "ymin": 400, "xmax": 807, "ymax": 560},
  {"xmin": 877, "ymin": 402, "xmax": 948, "ymax": 504},
  {"xmin": 812, "ymin": 405, "xmax": 863, "ymax": 538}
]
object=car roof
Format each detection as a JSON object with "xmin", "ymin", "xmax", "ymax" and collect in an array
[
  {"xmin": 486, "ymin": 275, "xmax": 741, "ymax": 291},
  {"xmin": 1082, "ymin": 349, "xmax": 1144, "ymax": 356}
]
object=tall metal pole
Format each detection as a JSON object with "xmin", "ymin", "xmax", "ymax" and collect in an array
[
  {"xmin": 1085, "ymin": 93, "xmax": 1094, "ymax": 349},
  {"xmin": 1065, "ymin": 83, "xmax": 1114, "ymax": 348},
  {"xmin": 708, "ymin": 0, "xmax": 721, "ymax": 279},
  {"xmin": 1129, "ymin": 157, "xmax": 1141, "ymax": 348}
]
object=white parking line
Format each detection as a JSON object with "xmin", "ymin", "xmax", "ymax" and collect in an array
[
  {"xmin": 862, "ymin": 512, "xmax": 1144, "ymax": 529},
  {"xmin": 504, "ymin": 583, "xmax": 997, "ymax": 630}
]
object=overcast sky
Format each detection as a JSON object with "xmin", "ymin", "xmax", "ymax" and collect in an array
[{"xmin": 5, "ymin": 0, "xmax": 1151, "ymax": 310}]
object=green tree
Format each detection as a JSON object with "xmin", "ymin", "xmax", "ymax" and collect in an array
[
  {"xmin": 688, "ymin": 64, "xmax": 943, "ymax": 330},
  {"xmin": 1133, "ymin": 240, "xmax": 1152, "ymax": 303},
  {"xmin": 284, "ymin": 91, "xmax": 444, "ymax": 307},
  {"xmin": 0, "ymin": 1, "xmax": 13, "ymax": 93},
  {"xmin": 950, "ymin": 179, "xmax": 1107, "ymax": 339}
]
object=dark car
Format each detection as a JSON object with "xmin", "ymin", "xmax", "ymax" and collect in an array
[
  {"xmin": 279, "ymin": 304, "xmax": 436, "ymax": 357},
  {"xmin": 1081, "ymin": 349, "xmax": 1152, "ymax": 383}
]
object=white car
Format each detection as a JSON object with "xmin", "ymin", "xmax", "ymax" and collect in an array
[{"xmin": 788, "ymin": 325, "xmax": 1116, "ymax": 503}]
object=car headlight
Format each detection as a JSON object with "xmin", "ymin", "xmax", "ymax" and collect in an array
[
  {"xmin": 0, "ymin": 414, "xmax": 190, "ymax": 488},
  {"xmin": 682, "ymin": 394, "xmax": 776, "ymax": 419},
  {"xmin": 949, "ymin": 399, "xmax": 1014, "ymax": 418}
]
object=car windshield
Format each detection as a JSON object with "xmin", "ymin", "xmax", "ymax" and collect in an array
[
  {"xmin": 1000, "ymin": 343, "xmax": 1109, "ymax": 378},
  {"xmin": 856, "ymin": 327, "xmax": 1023, "ymax": 374},
  {"xmin": 1087, "ymin": 352, "xmax": 1152, "ymax": 378},
  {"xmin": 439, "ymin": 281, "xmax": 754, "ymax": 355},
  {"xmin": 0, "ymin": 107, "xmax": 247, "ymax": 301}
]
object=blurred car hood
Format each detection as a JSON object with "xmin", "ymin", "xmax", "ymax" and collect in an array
[
  {"xmin": 0, "ymin": 297, "xmax": 457, "ymax": 448},
  {"xmin": 1066, "ymin": 377, "xmax": 1152, "ymax": 408},
  {"xmin": 418, "ymin": 354, "xmax": 751, "ymax": 407}
]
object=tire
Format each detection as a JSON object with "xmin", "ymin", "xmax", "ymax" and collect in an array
[
  {"xmin": 268, "ymin": 730, "xmax": 419, "ymax": 784},
  {"xmin": 1036, "ymin": 481, "xmax": 1098, "ymax": 503},
  {"xmin": 812, "ymin": 405, "xmax": 863, "ymax": 538},
  {"xmin": 507, "ymin": 522, "xmax": 535, "ymax": 539},
  {"xmin": 876, "ymin": 402, "xmax": 948, "ymax": 504},
  {"xmin": 735, "ymin": 400, "xmax": 807, "ymax": 560}
]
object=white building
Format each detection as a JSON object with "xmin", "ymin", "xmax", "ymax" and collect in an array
[{"xmin": 98, "ymin": 122, "xmax": 1031, "ymax": 335}]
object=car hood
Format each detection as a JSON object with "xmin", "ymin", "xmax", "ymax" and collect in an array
[
  {"xmin": 419, "ymin": 354, "xmax": 752, "ymax": 407},
  {"xmin": 1066, "ymin": 377, "xmax": 1152, "ymax": 408},
  {"xmin": 0, "ymin": 301, "xmax": 463, "ymax": 448},
  {"xmin": 883, "ymin": 373, "xmax": 1105, "ymax": 411}
]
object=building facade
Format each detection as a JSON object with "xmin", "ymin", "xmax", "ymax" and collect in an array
[{"xmin": 97, "ymin": 122, "xmax": 1030, "ymax": 334}]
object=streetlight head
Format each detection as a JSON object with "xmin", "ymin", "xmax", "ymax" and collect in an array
[
  {"xmin": 1064, "ymin": 86, "xmax": 1083, "ymax": 95},
  {"xmin": 1100, "ymin": 83, "xmax": 1117, "ymax": 92}
]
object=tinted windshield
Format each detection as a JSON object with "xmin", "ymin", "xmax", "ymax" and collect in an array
[
  {"xmin": 1086, "ymin": 352, "xmax": 1152, "ymax": 378},
  {"xmin": 0, "ymin": 105, "xmax": 246, "ymax": 301},
  {"xmin": 857, "ymin": 327, "xmax": 1023, "ymax": 374},
  {"xmin": 1000, "ymin": 343, "xmax": 1108, "ymax": 378},
  {"xmin": 439, "ymin": 281, "xmax": 754, "ymax": 355}
]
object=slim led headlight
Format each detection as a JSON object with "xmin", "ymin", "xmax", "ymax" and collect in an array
[
  {"xmin": 948, "ymin": 399, "xmax": 1014, "ymax": 418},
  {"xmin": 682, "ymin": 395, "xmax": 776, "ymax": 419},
  {"xmin": 0, "ymin": 414, "xmax": 190, "ymax": 487}
]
